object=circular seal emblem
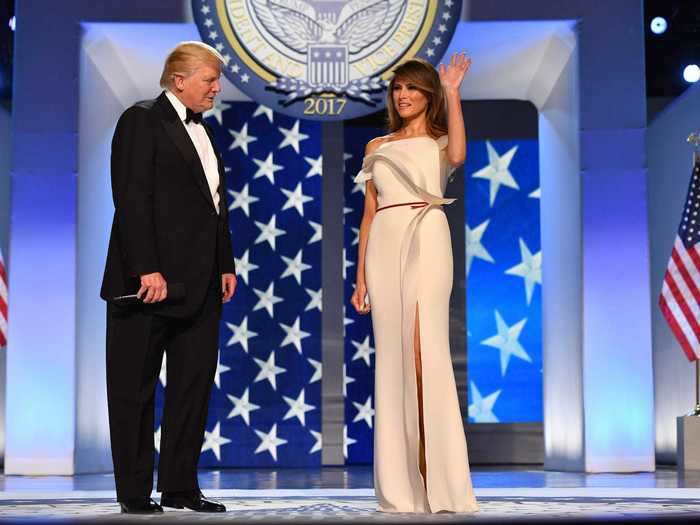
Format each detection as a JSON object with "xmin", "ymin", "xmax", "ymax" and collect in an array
[{"xmin": 193, "ymin": 0, "xmax": 462, "ymax": 121}]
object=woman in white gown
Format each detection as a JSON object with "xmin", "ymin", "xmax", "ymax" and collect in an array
[{"xmin": 351, "ymin": 54, "xmax": 478, "ymax": 514}]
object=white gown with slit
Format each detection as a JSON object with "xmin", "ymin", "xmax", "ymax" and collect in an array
[{"xmin": 355, "ymin": 136, "xmax": 479, "ymax": 514}]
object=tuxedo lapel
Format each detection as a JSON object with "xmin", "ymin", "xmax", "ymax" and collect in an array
[
  {"xmin": 155, "ymin": 93, "xmax": 216, "ymax": 210},
  {"xmin": 202, "ymin": 121, "xmax": 228, "ymax": 217}
]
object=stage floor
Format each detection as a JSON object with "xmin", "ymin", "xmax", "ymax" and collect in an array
[{"xmin": 1, "ymin": 466, "xmax": 700, "ymax": 522}]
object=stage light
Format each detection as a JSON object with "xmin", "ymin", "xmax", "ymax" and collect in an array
[
  {"xmin": 8, "ymin": 16, "xmax": 15, "ymax": 32},
  {"xmin": 650, "ymin": 16, "xmax": 668, "ymax": 35},
  {"xmin": 683, "ymin": 64, "xmax": 700, "ymax": 84}
]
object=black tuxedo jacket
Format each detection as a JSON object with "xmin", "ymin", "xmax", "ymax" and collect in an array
[{"xmin": 100, "ymin": 92, "xmax": 236, "ymax": 318}]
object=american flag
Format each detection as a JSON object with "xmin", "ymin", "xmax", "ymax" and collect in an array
[
  {"xmin": 0, "ymin": 247, "xmax": 7, "ymax": 347},
  {"xmin": 660, "ymin": 160, "xmax": 700, "ymax": 361}
]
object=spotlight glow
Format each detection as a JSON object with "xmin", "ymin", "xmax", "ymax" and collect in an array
[
  {"xmin": 8, "ymin": 16, "xmax": 15, "ymax": 32},
  {"xmin": 684, "ymin": 65, "xmax": 700, "ymax": 84},
  {"xmin": 650, "ymin": 16, "xmax": 667, "ymax": 34}
]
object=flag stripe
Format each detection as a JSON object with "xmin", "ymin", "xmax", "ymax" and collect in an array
[
  {"xmin": 0, "ymin": 275, "xmax": 7, "ymax": 302},
  {"xmin": 661, "ymin": 278, "xmax": 700, "ymax": 354},
  {"xmin": 664, "ymin": 271, "xmax": 700, "ymax": 344},
  {"xmin": 674, "ymin": 238, "xmax": 700, "ymax": 293},
  {"xmin": 686, "ymin": 240, "xmax": 700, "ymax": 274},
  {"xmin": 669, "ymin": 253, "xmax": 700, "ymax": 321},
  {"xmin": 660, "ymin": 293, "xmax": 697, "ymax": 361}
]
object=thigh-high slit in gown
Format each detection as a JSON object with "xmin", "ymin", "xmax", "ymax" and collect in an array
[{"xmin": 354, "ymin": 136, "xmax": 478, "ymax": 514}]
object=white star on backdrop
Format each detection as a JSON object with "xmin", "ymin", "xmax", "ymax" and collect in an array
[
  {"xmin": 351, "ymin": 336, "xmax": 375, "ymax": 366},
  {"xmin": 228, "ymin": 122, "xmax": 257, "ymax": 154},
  {"xmin": 252, "ymin": 282, "xmax": 284, "ymax": 317},
  {"xmin": 254, "ymin": 424, "xmax": 287, "ymax": 461},
  {"xmin": 308, "ymin": 221, "xmax": 322, "ymax": 244},
  {"xmin": 226, "ymin": 387, "xmax": 260, "ymax": 426},
  {"xmin": 281, "ymin": 250, "xmax": 312, "ymax": 284},
  {"xmin": 154, "ymin": 425, "xmax": 161, "ymax": 453},
  {"xmin": 352, "ymin": 179, "xmax": 366, "ymax": 195},
  {"xmin": 283, "ymin": 389, "xmax": 316, "ymax": 426},
  {"xmin": 481, "ymin": 310, "xmax": 531, "ymax": 376},
  {"xmin": 343, "ymin": 425, "xmax": 357, "ymax": 459},
  {"xmin": 281, "ymin": 182, "xmax": 313, "ymax": 216},
  {"xmin": 225, "ymin": 316, "xmax": 258, "ymax": 352},
  {"xmin": 343, "ymin": 248, "xmax": 354, "ymax": 280},
  {"xmin": 307, "ymin": 357, "xmax": 322, "ymax": 383},
  {"xmin": 201, "ymin": 422, "xmax": 231, "ymax": 461},
  {"xmin": 254, "ymin": 215, "xmax": 286, "ymax": 250},
  {"xmin": 343, "ymin": 305, "xmax": 354, "ymax": 330},
  {"xmin": 529, "ymin": 187, "xmax": 541, "ymax": 199},
  {"xmin": 159, "ymin": 353, "xmax": 167, "ymax": 387},
  {"xmin": 468, "ymin": 382, "xmax": 501, "ymax": 423},
  {"xmin": 234, "ymin": 249, "xmax": 259, "ymax": 285},
  {"xmin": 279, "ymin": 317, "xmax": 311, "ymax": 354},
  {"xmin": 304, "ymin": 155, "xmax": 323, "ymax": 178},
  {"xmin": 352, "ymin": 395, "xmax": 375, "ymax": 428},
  {"xmin": 466, "ymin": 220, "xmax": 495, "ymax": 275},
  {"xmin": 304, "ymin": 287, "xmax": 322, "ymax": 312},
  {"xmin": 472, "ymin": 141, "xmax": 519, "ymax": 206},
  {"xmin": 253, "ymin": 152, "xmax": 284, "ymax": 184},
  {"xmin": 343, "ymin": 364, "xmax": 356, "ymax": 396},
  {"xmin": 342, "ymin": 152, "xmax": 353, "ymax": 174},
  {"xmin": 228, "ymin": 183, "xmax": 259, "ymax": 217},
  {"xmin": 203, "ymin": 100, "xmax": 231, "ymax": 126},
  {"xmin": 253, "ymin": 104, "xmax": 274, "ymax": 123},
  {"xmin": 278, "ymin": 120, "xmax": 309, "ymax": 153},
  {"xmin": 505, "ymin": 238, "xmax": 542, "ymax": 304},
  {"xmin": 214, "ymin": 350, "xmax": 231, "ymax": 388},
  {"xmin": 253, "ymin": 351, "xmax": 287, "ymax": 390},
  {"xmin": 309, "ymin": 430, "xmax": 322, "ymax": 454}
]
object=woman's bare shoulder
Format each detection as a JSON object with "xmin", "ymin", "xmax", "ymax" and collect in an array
[{"xmin": 365, "ymin": 135, "xmax": 393, "ymax": 155}]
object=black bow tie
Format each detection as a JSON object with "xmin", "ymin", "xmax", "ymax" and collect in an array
[{"xmin": 185, "ymin": 108, "xmax": 203, "ymax": 125}]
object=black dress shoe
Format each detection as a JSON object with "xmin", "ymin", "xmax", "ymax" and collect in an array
[
  {"xmin": 118, "ymin": 498, "xmax": 164, "ymax": 514},
  {"xmin": 160, "ymin": 491, "xmax": 226, "ymax": 512}
]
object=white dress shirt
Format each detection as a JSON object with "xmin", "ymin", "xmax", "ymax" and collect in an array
[{"xmin": 165, "ymin": 90, "xmax": 220, "ymax": 214}]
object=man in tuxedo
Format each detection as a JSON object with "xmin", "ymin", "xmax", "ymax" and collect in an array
[{"xmin": 100, "ymin": 41, "xmax": 237, "ymax": 514}]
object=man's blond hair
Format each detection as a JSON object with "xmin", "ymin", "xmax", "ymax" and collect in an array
[{"xmin": 160, "ymin": 41, "xmax": 225, "ymax": 88}]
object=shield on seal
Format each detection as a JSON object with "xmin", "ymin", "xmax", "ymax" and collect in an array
[{"xmin": 308, "ymin": 45, "xmax": 348, "ymax": 87}]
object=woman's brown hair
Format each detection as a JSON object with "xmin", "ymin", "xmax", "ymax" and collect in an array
[{"xmin": 386, "ymin": 58, "xmax": 448, "ymax": 138}]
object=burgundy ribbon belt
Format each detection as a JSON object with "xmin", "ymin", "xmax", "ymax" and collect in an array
[{"xmin": 376, "ymin": 201, "xmax": 428, "ymax": 212}]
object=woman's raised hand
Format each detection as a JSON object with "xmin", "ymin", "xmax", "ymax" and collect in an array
[{"xmin": 439, "ymin": 52, "xmax": 471, "ymax": 91}]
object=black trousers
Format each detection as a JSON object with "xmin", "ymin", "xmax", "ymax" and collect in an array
[{"xmin": 106, "ymin": 277, "xmax": 220, "ymax": 500}]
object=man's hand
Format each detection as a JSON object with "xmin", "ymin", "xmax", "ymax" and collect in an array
[
  {"xmin": 222, "ymin": 273, "xmax": 237, "ymax": 303},
  {"xmin": 137, "ymin": 272, "xmax": 167, "ymax": 303}
]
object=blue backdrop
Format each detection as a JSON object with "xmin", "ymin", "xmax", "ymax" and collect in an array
[
  {"xmin": 154, "ymin": 105, "xmax": 542, "ymax": 467},
  {"xmin": 156, "ymin": 101, "xmax": 323, "ymax": 467},
  {"xmin": 465, "ymin": 139, "xmax": 542, "ymax": 424}
]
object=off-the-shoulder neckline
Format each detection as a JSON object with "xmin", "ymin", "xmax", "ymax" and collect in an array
[{"xmin": 377, "ymin": 135, "xmax": 447, "ymax": 149}]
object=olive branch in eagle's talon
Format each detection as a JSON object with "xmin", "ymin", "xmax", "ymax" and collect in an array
[{"xmin": 267, "ymin": 76, "xmax": 388, "ymax": 106}]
